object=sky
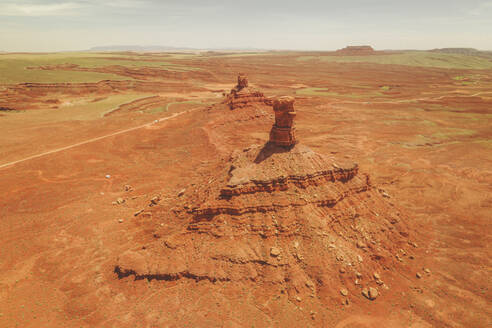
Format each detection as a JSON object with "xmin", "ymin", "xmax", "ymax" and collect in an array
[{"xmin": 0, "ymin": 0, "xmax": 491, "ymax": 52}]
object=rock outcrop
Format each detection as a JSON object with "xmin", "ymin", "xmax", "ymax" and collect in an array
[
  {"xmin": 336, "ymin": 45, "xmax": 375, "ymax": 55},
  {"xmin": 115, "ymin": 94, "xmax": 412, "ymax": 304},
  {"xmin": 224, "ymin": 73, "xmax": 266, "ymax": 109},
  {"xmin": 269, "ymin": 96, "xmax": 297, "ymax": 147},
  {"xmin": 191, "ymin": 143, "xmax": 368, "ymax": 220}
]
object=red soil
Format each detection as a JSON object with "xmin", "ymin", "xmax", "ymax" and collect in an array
[{"xmin": 0, "ymin": 53, "xmax": 491, "ymax": 327}]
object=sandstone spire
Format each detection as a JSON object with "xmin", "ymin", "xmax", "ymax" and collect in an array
[
  {"xmin": 236, "ymin": 73, "xmax": 248, "ymax": 90},
  {"xmin": 269, "ymin": 96, "xmax": 297, "ymax": 147}
]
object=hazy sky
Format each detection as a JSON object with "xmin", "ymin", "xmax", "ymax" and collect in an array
[{"xmin": 1, "ymin": 0, "xmax": 491, "ymax": 51}]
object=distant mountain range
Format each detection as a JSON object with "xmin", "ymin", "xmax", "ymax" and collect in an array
[
  {"xmin": 89, "ymin": 45, "xmax": 193, "ymax": 52},
  {"xmin": 88, "ymin": 45, "xmax": 266, "ymax": 52}
]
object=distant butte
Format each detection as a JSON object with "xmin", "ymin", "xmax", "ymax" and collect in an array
[
  {"xmin": 224, "ymin": 73, "xmax": 267, "ymax": 109},
  {"xmin": 336, "ymin": 45, "xmax": 375, "ymax": 55}
]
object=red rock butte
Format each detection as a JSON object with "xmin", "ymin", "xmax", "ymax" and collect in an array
[
  {"xmin": 224, "ymin": 73, "xmax": 266, "ymax": 109},
  {"xmin": 269, "ymin": 96, "xmax": 297, "ymax": 147},
  {"xmin": 115, "ymin": 95, "xmax": 412, "ymax": 303},
  {"xmin": 336, "ymin": 45, "xmax": 375, "ymax": 55}
]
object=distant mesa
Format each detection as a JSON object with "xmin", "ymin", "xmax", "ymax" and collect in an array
[
  {"xmin": 269, "ymin": 96, "xmax": 297, "ymax": 147},
  {"xmin": 224, "ymin": 73, "xmax": 267, "ymax": 109},
  {"xmin": 336, "ymin": 45, "xmax": 375, "ymax": 55},
  {"xmin": 430, "ymin": 48, "xmax": 481, "ymax": 55}
]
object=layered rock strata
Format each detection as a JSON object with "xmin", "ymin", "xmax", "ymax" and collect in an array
[
  {"xmin": 115, "ymin": 96, "xmax": 412, "ymax": 303},
  {"xmin": 269, "ymin": 96, "xmax": 297, "ymax": 147},
  {"xmin": 224, "ymin": 73, "xmax": 266, "ymax": 109}
]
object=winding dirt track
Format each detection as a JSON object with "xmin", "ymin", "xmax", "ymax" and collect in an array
[{"xmin": 0, "ymin": 107, "xmax": 200, "ymax": 170}]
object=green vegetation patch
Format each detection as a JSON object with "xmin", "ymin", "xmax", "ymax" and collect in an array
[
  {"xmin": 0, "ymin": 57, "xmax": 126, "ymax": 84},
  {"xmin": 451, "ymin": 75, "xmax": 480, "ymax": 86},
  {"xmin": 431, "ymin": 128, "xmax": 476, "ymax": 140},
  {"xmin": 296, "ymin": 87, "xmax": 384, "ymax": 99},
  {"xmin": 0, "ymin": 52, "xmax": 198, "ymax": 84},
  {"xmin": 412, "ymin": 105, "xmax": 468, "ymax": 113},
  {"xmin": 399, "ymin": 128, "xmax": 477, "ymax": 148},
  {"xmin": 146, "ymin": 100, "xmax": 203, "ymax": 114},
  {"xmin": 381, "ymin": 119, "xmax": 437, "ymax": 127},
  {"xmin": 68, "ymin": 94, "xmax": 149, "ymax": 119},
  {"xmin": 472, "ymin": 139, "xmax": 492, "ymax": 149},
  {"xmin": 297, "ymin": 51, "xmax": 492, "ymax": 70},
  {"xmin": 201, "ymin": 52, "xmax": 273, "ymax": 58}
]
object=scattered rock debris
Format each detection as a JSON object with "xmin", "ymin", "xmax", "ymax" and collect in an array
[
  {"xmin": 340, "ymin": 288, "xmax": 349, "ymax": 296},
  {"xmin": 305, "ymin": 280, "xmax": 315, "ymax": 289},
  {"xmin": 270, "ymin": 247, "xmax": 281, "ymax": 257},
  {"xmin": 177, "ymin": 189, "xmax": 185, "ymax": 197},
  {"xmin": 116, "ymin": 197, "xmax": 125, "ymax": 205},
  {"xmin": 134, "ymin": 209, "xmax": 144, "ymax": 217},
  {"xmin": 416, "ymin": 272, "xmax": 422, "ymax": 279},
  {"xmin": 150, "ymin": 196, "xmax": 160, "ymax": 206},
  {"xmin": 124, "ymin": 185, "xmax": 133, "ymax": 192},
  {"xmin": 118, "ymin": 219, "xmax": 124, "ymax": 223},
  {"xmin": 362, "ymin": 287, "xmax": 379, "ymax": 300},
  {"xmin": 356, "ymin": 241, "xmax": 366, "ymax": 249}
]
